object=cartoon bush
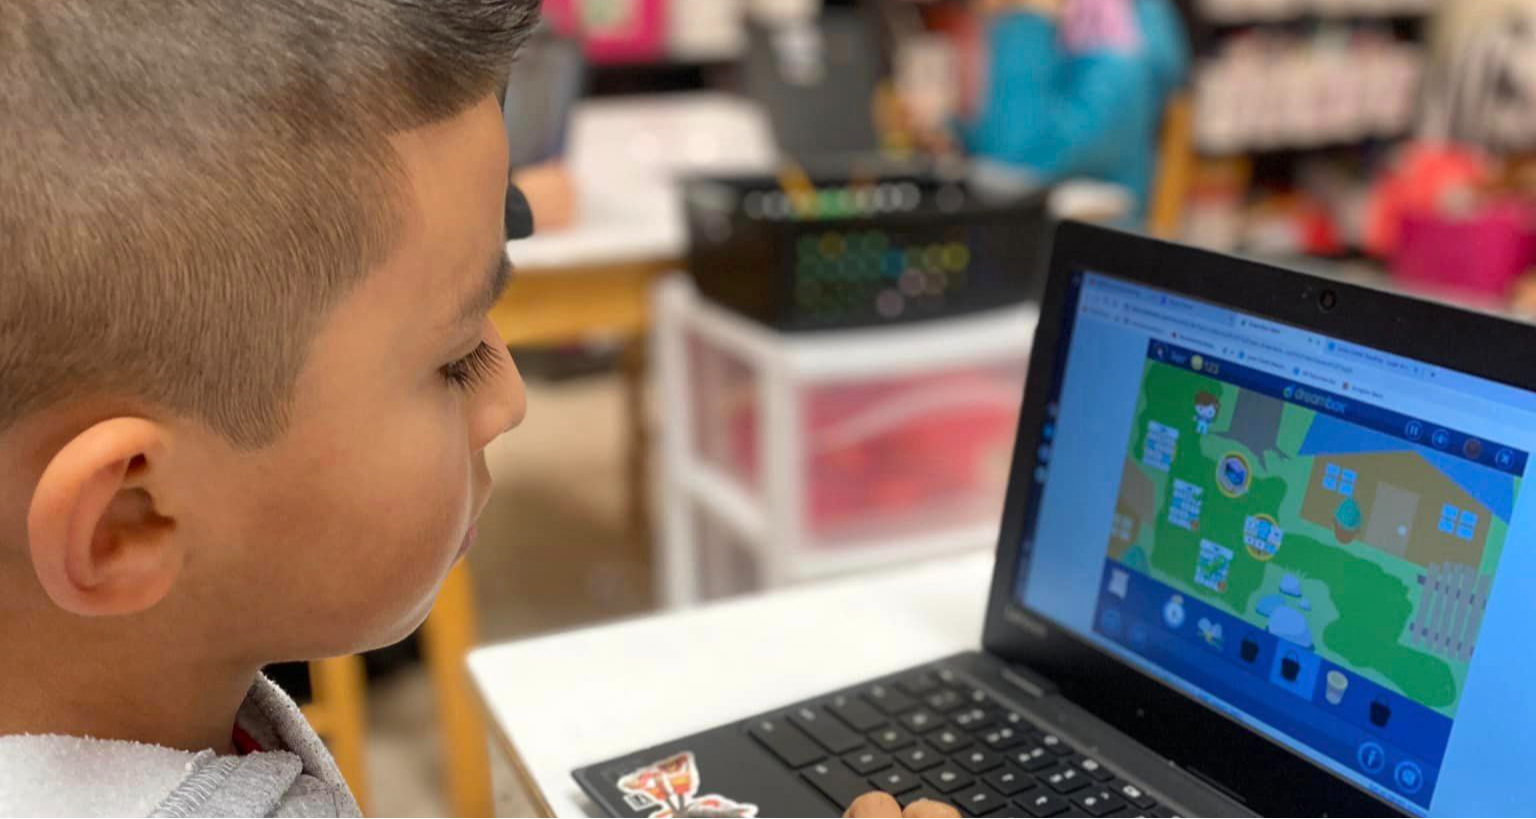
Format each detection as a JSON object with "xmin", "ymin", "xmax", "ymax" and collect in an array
[{"xmin": 1334, "ymin": 498, "xmax": 1362, "ymax": 544}]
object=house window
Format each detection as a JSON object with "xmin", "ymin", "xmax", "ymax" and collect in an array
[
  {"xmin": 1439, "ymin": 504, "xmax": 1459, "ymax": 535},
  {"xmin": 1457, "ymin": 509, "xmax": 1478, "ymax": 541},
  {"xmin": 1321, "ymin": 463, "xmax": 1357, "ymax": 495}
]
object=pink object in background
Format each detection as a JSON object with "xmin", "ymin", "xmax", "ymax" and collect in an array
[
  {"xmin": 1391, "ymin": 202, "xmax": 1536, "ymax": 300},
  {"xmin": 1061, "ymin": 0, "xmax": 1143, "ymax": 55},
  {"xmin": 689, "ymin": 334, "xmax": 1024, "ymax": 546},
  {"xmin": 542, "ymin": 0, "xmax": 667, "ymax": 64},
  {"xmin": 1364, "ymin": 143, "xmax": 1493, "ymax": 258},
  {"xmin": 799, "ymin": 371, "xmax": 1021, "ymax": 543}
]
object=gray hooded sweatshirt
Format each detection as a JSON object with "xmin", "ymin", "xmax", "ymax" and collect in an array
[{"xmin": 0, "ymin": 675, "xmax": 361, "ymax": 818}]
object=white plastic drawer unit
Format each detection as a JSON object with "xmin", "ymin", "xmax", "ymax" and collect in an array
[{"xmin": 654, "ymin": 276, "xmax": 1038, "ymax": 605}]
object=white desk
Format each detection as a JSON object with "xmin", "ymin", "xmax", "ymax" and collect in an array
[{"xmin": 468, "ymin": 552, "xmax": 994, "ymax": 817}]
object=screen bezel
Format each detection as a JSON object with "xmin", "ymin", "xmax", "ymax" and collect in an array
[{"xmin": 983, "ymin": 221, "xmax": 1536, "ymax": 817}]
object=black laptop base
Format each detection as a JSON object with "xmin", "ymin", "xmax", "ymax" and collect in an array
[{"xmin": 573, "ymin": 652, "xmax": 1250, "ymax": 818}]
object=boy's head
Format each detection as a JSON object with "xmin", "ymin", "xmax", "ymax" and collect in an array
[
  {"xmin": 1194, "ymin": 391, "xmax": 1219, "ymax": 421},
  {"xmin": 0, "ymin": 0, "xmax": 536, "ymax": 665}
]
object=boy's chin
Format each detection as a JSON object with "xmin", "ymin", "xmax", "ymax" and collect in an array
[{"xmin": 307, "ymin": 589, "xmax": 446, "ymax": 659}]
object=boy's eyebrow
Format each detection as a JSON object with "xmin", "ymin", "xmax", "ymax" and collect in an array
[{"xmin": 455, "ymin": 250, "xmax": 515, "ymax": 328}]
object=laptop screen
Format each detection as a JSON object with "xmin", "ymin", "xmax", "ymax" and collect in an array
[{"xmin": 1013, "ymin": 271, "xmax": 1536, "ymax": 816}]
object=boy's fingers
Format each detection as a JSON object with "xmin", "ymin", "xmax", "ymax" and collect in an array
[
  {"xmin": 902, "ymin": 798, "xmax": 962, "ymax": 818},
  {"xmin": 844, "ymin": 791, "xmax": 904, "ymax": 817}
]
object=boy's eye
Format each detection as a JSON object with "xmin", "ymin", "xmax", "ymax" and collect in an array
[{"xmin": 440, "ymin": 342, "xmax": 500, "ymax": 390}]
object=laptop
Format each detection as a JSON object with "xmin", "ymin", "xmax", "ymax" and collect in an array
[
  {"xmin": 501, "ymin": 22, "xmax": 583, "ymax": 170},
  {"xmin": 742, "ymin": 8, "xmax": 885, "ymax": 163},
  {"xmin": 575, "ymin": 222, "xmax": 1536, "ymax": 817}
]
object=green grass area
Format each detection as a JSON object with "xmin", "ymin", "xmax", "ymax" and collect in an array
[
  {"xmin": 1482, "ymin": 516, "xmax": 1509, "ymax": 578},
  {"xmin": 1268, "ymin": 532, "xmax": 1457, "ymax": 708},
  {"xmin": 1125, "ymin": 360, "xmax": 1461, "ymax": 710},
  {"xmin": 1136, "ymin": 362, "xmax": 1279, "ymax": 613},
  {"xmin": 1274, "ymin": 403, "xmax": 1314, "ymax": 457}
]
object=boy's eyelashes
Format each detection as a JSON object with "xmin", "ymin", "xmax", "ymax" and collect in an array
[{"xmin": 439, "ymin": 341, "xmax": 501, "ymax": 390}]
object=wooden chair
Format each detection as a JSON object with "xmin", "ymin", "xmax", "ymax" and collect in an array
[
  {"xmin": 302, "ymin": 562, "xmax": 492, "ymax": 816},
  {"xmin": 1148, "ymin": 92, "xmax": 1197, "ymax": 239}
]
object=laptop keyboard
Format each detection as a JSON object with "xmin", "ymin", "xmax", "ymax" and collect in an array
[{"xmin": 743, "ymin": 663, "xmax": 1178, "ymax": 817}]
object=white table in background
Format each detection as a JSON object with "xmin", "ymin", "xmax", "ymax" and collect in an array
[{"xmin": 467, "ymin": 552, "xmax": 993, "ymax": 817}]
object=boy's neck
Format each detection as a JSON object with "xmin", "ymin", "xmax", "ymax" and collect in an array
[{"xmin": 0, "ymin": 618, "xmax": 258, "ymax": 755}]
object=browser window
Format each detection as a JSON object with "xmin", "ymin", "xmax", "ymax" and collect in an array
[{"xmin": 1015, "ymin": 272, "xmax": 1536, "ymax": 816}]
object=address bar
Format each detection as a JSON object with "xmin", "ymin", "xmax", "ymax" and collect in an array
[
  {"xmin": 1107, "ymin": 305, "xmax": 1536, "ymax": 437},
  {"xmin": 1122, "ymin": 303, "xmax": 1352, "ymax": 377}
]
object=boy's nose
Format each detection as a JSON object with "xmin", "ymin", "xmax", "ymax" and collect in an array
[{"xmin": 487, "ymin": 353, "xmax": 527, "ymax": 441}]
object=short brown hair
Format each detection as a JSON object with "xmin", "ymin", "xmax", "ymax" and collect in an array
[{"xmin": 0, "ymin": 0, "xmax": 536, "ymax": 447}]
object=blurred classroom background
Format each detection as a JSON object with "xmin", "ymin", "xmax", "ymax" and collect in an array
[{"xmin": 269, "ymin": 0, "xmax": 1536, "ymax": 814}]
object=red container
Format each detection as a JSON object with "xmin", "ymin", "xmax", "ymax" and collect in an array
[
  {"xmin": 800, "ymin": 372, "xmax": 1021, "ymax": 542},
  {"xmin": 542, "ymin": 0, "xmax": 667, "ymax": 64},
  {"xmin": 1391, "ymin": 203, "xmax": 1536, "ymax": 299}
]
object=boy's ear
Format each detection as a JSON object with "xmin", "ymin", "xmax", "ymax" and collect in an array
[{"xmin": 26, "ymin": 417, "xmax": 184, "ymax": 617}]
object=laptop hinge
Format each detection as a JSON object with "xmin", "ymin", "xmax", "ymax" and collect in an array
[{"xmin": 1182, "ymin": 764, "xmax": 1249, "ymax": 807}]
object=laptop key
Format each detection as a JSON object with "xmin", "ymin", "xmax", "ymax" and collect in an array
[
  {"xmin": 900, "ymin": 708, "xmax": 946, "ymax": 734},
  {"xmin": 865, "ymin": 684, "xmax": 920, "ymax": 715},
  {"xmin": 1072, "ymin": 755, "xmax": 1115, "ymax": 781},
  {"xmin": 870, "ymin": 726, "xmax": 915, "ymax": 752},
  {"xmin": 802, "ymin": 760, "xmax": 874, "ymax": 811},
  {"xmin": 925, "ymin": 689, "xmax": 966, "ymax": 712},
  {"xmin": 898, "ymin": 672, "xmax": 942, "ymax": 697},
  {"xmin": 952, "ymin": 707, "xmax": 993, "ymax": 731},
  {"xmin": 791, "ymin": 706, "xmax": 864, "ymax": 754},
  {"xmin": 1107, "ymin": 779, "xmax": 1158, "ymax": 809},
  {"xmin": 843, "ymin": 749, "xmax": 891, "ymax": 775},
  {"xmin": 980, "ymin": 726, "xmax": 1027, "ymax": 751},
  {"xmin": 829, "ymin": 694, "xmax": 887, "ymax": 732},
  {"xmin": 962, "ymin": 687, "xmax": 992, "ymax": 707},
  {"xmin": 957, "ymin": 748, "xmax": 1003, "ymax": 774},
  {"xmin": 1042, "ymin": 764, "xmax": 1091, "ymax": 793},
  {"xmin": 1073, "ymin": 788, "xmax": 1128, "ymax": 817},
  {"xmin": 922, "ymin": 764, "xmax": 975, "ymax": 794},
  {"xmin": 897, "ymin": 743, "xmax": 942, "ymax": 771},
  {"xmin": 1017, "ymin": 789, "xmax": 1071, "ymax": 817},
  {"xmin": 747, "ymin": 716, "xmax": 824, "ymax": 767},
  {"xmin": 1037, "ymin": 732, "xmax": 1076, "ymax": 756},
  {"xmin": 899, "ymin": 787, "xmax": 948, "ymax": 808},
  {"xmin": 869, "ymin": 766, "xmax": 920, "ymax": 795},
  {"xmin": 925, "ymin": 727, "xmax": 972, "ymax": 754},
  {"xmin": 953, "ymin": 784, "xmax": 1007, "ymax": 816},
  {"xmin": 984, "ymin": 763, "xmax": 1037, "ymax": 796},
  {"xmin": 1013, "ymin": 745, "xmax": 1057, "ymax": 772}
]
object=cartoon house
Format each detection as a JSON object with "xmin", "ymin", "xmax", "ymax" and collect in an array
[
  {"xmin": 1300, "ymin": 451, "xmax": 1491, "ymax": 571},
  {"xmin": 1109, "ymin": 460, "xmax": 1157, "ymax": 560}
]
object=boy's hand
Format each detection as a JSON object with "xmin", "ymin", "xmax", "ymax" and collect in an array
[
  {"xmin": 844, "ymin": 791, "xmax": 960, "ymax": 818},
  {"xmin": 511, "ymin": 160, "xmax": 577, "ymax": 232}
]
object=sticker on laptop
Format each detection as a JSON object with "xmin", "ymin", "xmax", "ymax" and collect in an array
[{"xmin": 616, "ymin": 750, "xmax": 759, "ymax": 818}]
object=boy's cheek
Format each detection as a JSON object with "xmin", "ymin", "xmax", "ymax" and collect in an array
[{"xmin": 228, "ymin": 419, "xmax": 472, "ymax": 656}]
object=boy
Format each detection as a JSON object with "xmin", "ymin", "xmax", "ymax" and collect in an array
[{"xmin": 0, "ymin": 1, "xmax": 954, "ymax": 816}]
